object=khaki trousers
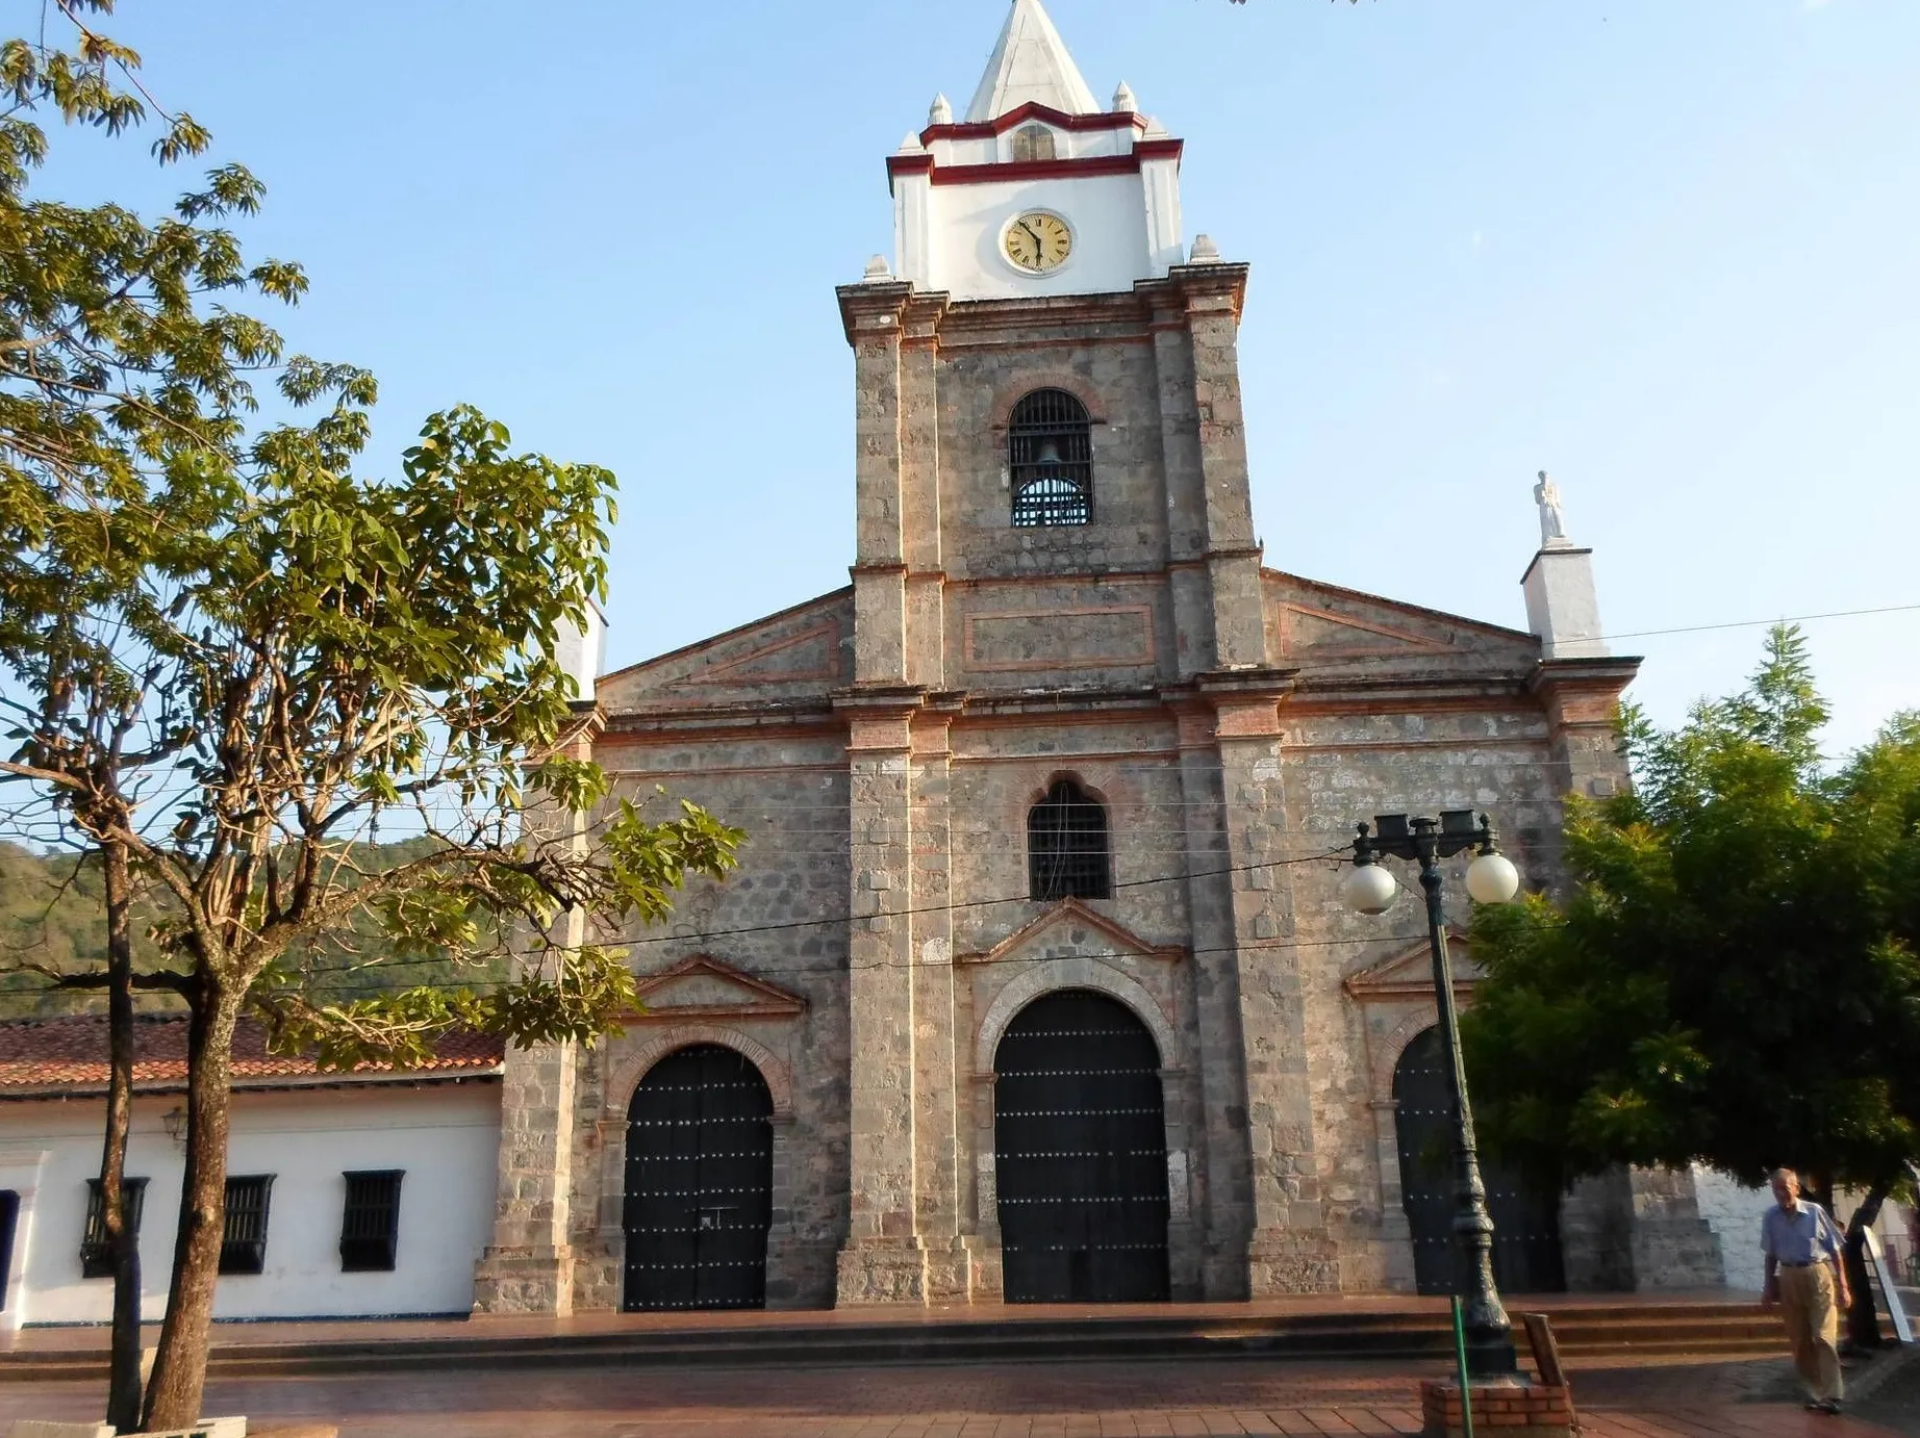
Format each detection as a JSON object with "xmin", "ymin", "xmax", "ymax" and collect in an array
[{"xmin": 1778, "ymin": 1262, "xmax": 1844, "ymax": 1402}]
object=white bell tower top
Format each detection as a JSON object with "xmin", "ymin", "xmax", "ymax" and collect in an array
[{"xmin": 887, "ymin": 0, "xmax": 1186, "ymax": 302}]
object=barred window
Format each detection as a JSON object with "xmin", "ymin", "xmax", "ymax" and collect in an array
[
  {"xmin": 219, "ymin": 1175, "xmax": 274, "ymax": 1276},
  {"xmin": 1009, "ymin": 389, "xmax": 1093, "ymax": 527},
  {"xmin": 1011, "ymin": 124, "xmax": 1056, "ymax": 162},
  {"xmin": 1028, "ymin": 778, "xmax": 1112, "ymax": 902},
  {"xmin": 81, "ymin": 1177, "xmax": 148, "ymax": 1279},
  {"xmin": 340, "ymin": 1170, "xmax": 404, "ymax": 1273}
]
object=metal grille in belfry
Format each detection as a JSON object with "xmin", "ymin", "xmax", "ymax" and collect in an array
[
  {"xmin": 1028, "ymin": 779, "xmax": 1111, "ymax": 901},
  {"xmin": 1009, "ymin": 388, "xmax": 1093, "ymax": 527},
  {"xmin": 623, "ymin": 1043, "xmax": 773, "ymax": 1311},
  {"xmin": 1392, "ymin": 1026, "xmax": 1566, "ymax": 1295},
  {"xmin": 994, "ymin": 990, "xmax": 1170, "ymax": 1303}
]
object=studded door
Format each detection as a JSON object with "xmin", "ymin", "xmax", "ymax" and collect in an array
[
  {"xmin": 994, "ymin": 989, "xmax": 1171, "ymax": 1303},
  {"xmin": 1393, "ymin": 1026, "xmax": 1566, "ymax": 1295},
  {"xmin": 623, "ymin": 1044, "xmax": 773, "ymax": 1311}
]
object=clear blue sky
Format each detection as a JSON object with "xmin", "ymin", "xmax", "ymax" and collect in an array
[{"xmin": 50, "ymin": 0, "xmax": 1920, "ymax": 755}]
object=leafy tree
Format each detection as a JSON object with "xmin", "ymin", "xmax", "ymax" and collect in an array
[
  {"xmin": 1464, "ymin": 626, "xmax": 1920, "ymax": 1344},
  {"xmin": 0, "ymin": 6, "xmax": 743, "ymax": 1429},
  {"xmin": 0, "ymin": 3, "xmax": 344, "ymax": 1421}
]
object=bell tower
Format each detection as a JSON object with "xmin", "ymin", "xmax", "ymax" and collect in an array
[{"xmin": 835, "ymin": 1, "xmax": 1334, "ymax": 1307}]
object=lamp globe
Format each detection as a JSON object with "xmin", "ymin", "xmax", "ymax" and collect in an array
[
  {"xmin": 1464, "ymin": 851, "xmax": 1521, "ymax": 905},
  {"xmin": 1341, "ymin": 862, "xmax": 1399, "ymax": 915}
]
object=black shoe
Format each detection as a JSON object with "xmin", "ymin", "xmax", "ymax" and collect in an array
[
  {"xmin": 1806, "ymin": 1401, "xmax": 1825, "ymax": 1411},
  {"xmin": 1820, "ymin": 1400, "xmax": 1843, "ymax": 1415}
]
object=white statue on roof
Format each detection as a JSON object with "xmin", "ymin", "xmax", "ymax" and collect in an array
[{"xmin": 1534, "ymin": 470, "xmax": 1572, "ymax": 549}]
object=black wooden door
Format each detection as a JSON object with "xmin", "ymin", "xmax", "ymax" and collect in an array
[
  {"xmin": 623, "ymin": 1044, "xmax": 773, "ymax": 1311},
  {"xmin": 995, "ymin": 990, "xmax": 1170, "ymax": 1303},
  {"xmin": 1393, "ymin": 1026, "xmax": 1565, "ymax": 1295}
]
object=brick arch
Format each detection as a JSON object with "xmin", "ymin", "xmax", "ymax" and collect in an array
[
  {"xmin": 1023, "ymin": 768, "xmax": 1114, "ymax": 811},
  {"xmin": 987, "ymin": 372, "xmax": 1109, "ymax": 430},
  {"xmin": 974, "ymin": 958, "xmax": 1178, "ymax": 1073},
  {"xmin": 1372, "ymin": 1009, "xmax": 1441, "ymax": 1106},
  {"xmin": 606, "ymin": 1025, "xmax": 794, "ymax": 1120}
]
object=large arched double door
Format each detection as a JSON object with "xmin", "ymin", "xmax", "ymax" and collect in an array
[
  {"xmin": 1393, "ymin": 1026, "xmax": 1565, "ymax": 1294},
  {"xmin": 622, "ymin": 1044, "xmax": 773, "ymax": 1311},
  {"xmin": 994, "ymin": 989, "xmax": 1170, "ymax": 1303}
]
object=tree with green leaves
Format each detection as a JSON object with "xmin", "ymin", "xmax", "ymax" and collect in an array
[
  {"xmin": 1463, "ymin": 625, "xmax": 1920, "ymax": 1345},
  {"xmin": 0, "ymin": 5, "xmax": 741, "ymax": 1429}
]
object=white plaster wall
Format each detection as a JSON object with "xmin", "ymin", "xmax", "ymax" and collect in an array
[
  {"xmin": 920, "ymin": 172, "xmax": 1156, "ymax": 301},
  {"xmin": 1690, "ymin": 1165, "xmax": 1775, "ymax": 1294},
  {"xmin": 0, "ymin": 1083, "xmax": 499, "ymax": 1327}
]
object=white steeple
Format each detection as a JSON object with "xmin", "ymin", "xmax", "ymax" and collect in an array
[{"xmin": 965, "ymin": 0, "xmax": 1100, "ymax": 123}]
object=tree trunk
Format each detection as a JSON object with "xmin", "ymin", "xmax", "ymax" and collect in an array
[
  {"xmin": 139, "ymin": 981, "xmax": 238, "ymax": 1432},
  {"xmin": 1843, "ymin": 1178, "xmax": 1894, "ymax": 1352},
  {"xmin": 98, "ymin": 841, "xmax": 144, "ymax": 1432}
]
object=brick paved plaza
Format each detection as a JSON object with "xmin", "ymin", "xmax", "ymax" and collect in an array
[{"xmin": 1, "ymin": 1350, "xmax": 1909, "ymax": 1438}]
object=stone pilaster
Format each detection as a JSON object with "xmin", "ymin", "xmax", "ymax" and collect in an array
[
  {"xmin": 472, "ymin": 1038, "xmax": 579, "ymax": 1314},
  {"xmin": 472, "ymin": 713, "xmax": 600, "ymax": 1315},
  {"xmin": 1174, "ymin": 262, "xmax": 1266, "ymax": 671},
  {"xmin": 1173, "ymin": 701, "xmax": 1255, "ymax": 1296},
  {"xmin": 910, "ymin": 707, "xmax": 969, "ymax": 1300},
  {"xmin": 835, "ymin": 691, "xmax": 929, "ymax": 1303},
  {"xmin": 840, "ymin": 280, "xmax": 912, "ymax": 686},
  {"xmin": 1203, "ymin": 672, "xmax": 1340, "ymax": 1296},
  {"xmin": 1150, "ymin": 262, "xmax": 1266, "ymax": 678},
  {"xmin": 1528, "ymin": 657, "xmax": 1641, "ymax": 812}
]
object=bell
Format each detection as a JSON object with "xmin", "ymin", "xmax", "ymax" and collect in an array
[{"xmin": 1035, "ymin": 439, "xmax": 1064, "ymax": 466}]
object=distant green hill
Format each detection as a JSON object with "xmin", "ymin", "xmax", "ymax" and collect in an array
[{"xmin": 0, "ymin": 840, "xmax": 510, "ymax": 1020}]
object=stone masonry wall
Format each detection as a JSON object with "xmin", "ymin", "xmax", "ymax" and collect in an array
[{"xmin": 570, "ymin": 732, "xmax": 852, "ymax": 1310}]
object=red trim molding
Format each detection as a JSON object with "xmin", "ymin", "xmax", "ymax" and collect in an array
[
  {"xmin": 889, "ymin": 141, "xmax": 1185, "ymax": 191},
  {"xmin": 920, "ymin": 102, "xmax": 1146, "ymax": 144}
]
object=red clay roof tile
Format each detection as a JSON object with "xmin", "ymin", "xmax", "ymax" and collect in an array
[{"xmin": 0, "ymin": 1014, "xmax": 504, "ymax": 1096}]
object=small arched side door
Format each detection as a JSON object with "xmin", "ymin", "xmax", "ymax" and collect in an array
[
  {"xmin": 623, "ymin": 1043, "xmax": 773, "ymax": 1311},
  {"xmin": 1392, "ymin": 1026, "xmax": 1565, "ymax": 1294}
]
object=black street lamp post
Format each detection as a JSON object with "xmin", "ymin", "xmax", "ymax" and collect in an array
[{"xmin": 1341, "ymin": 810, "xmax": 1522, "ymax": 1378}]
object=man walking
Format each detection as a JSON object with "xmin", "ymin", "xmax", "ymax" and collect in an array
[{"xmin": 1761, "ymin": 1167, "xmax": 1851, "ymax": 1414}]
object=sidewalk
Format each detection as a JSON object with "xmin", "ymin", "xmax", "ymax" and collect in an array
[{"xmin": 0, "ymin": 1347, "xmax": 1906, "ymax": 1438}]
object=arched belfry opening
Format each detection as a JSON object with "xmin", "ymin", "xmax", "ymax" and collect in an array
[
  {"xmin": 1009, "ymin": 389, "xmax": 1093, "ymax": 527},
  {"xmin": 993, "ymin": 989, "xmax": 1170, "ymax": 1302},
  {"xmin": 1028, "ymin": 777, "xmax": 1111, "ymax": 901},
  {"xmin": 622, "ymin": 1043, "xmax": 773, "ymax": 1311},
  {"xmin": 1391, "ymin": 1026, "xmax": 1565, "ymax": 1295}
]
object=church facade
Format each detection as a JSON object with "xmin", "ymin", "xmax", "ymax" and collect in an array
[{"xmin": 473, "ymin": 0, "xmax": 1725, "ymax": 1315}]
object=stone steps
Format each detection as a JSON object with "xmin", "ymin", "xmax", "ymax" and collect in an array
[{"xmin": 0, "ymin": 1302, "xmax": 1791, "ymax": 1383}]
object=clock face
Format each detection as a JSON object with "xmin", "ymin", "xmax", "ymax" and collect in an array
[{"xmin": 1004, "ymin": 211, "xmax": 1073, "ymax": 273}]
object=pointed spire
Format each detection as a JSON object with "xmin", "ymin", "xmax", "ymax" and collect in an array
[
  {"xmin": 1112, "ymin": 80, "xmax": 1137, "ymax": 113},
  {"xmin": 965, "ymin": 0, "xmax": 1100, "ymax": 124},
  {"xmin": 929, "ymin": 92, "xmax": 952, "ymax": 126}
]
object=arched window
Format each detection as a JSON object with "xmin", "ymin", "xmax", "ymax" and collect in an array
[
  {"xmin": 1009, "ymin": 389, "xmax": 1093, "ymax": 527},
  {"xmin": 1028, "ymin": 778, "xmax": 1111, "ymax": 901},
  {"xmin": 1011, "ymin": 124, "xmax": 1057, "ymax": 163}
]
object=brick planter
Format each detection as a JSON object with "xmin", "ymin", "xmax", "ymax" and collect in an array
[{"xmin": 1420, "ymin": 1377, "xmax": 1577, "ymax": 1438}]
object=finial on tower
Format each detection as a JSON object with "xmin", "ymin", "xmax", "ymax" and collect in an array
[
  {"xmin": 1112, "ymin": 80, "xmax": 1138, "ymax": 113},
  {"xmin": 1189, "ymin": 234, "xmax": 1222, "ymax": 264},
  {"xmin": 929, "ymin": 92, "xmax": 952, "ymax": 126},
  {"xmin": 862, "ymin": 255, "xmax": 893, "ymax": 283}
]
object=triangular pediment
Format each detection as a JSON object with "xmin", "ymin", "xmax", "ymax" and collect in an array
[
  {"xmin": 631, "ymin": 955, "xmax": 807, "ymax": 1021},
  {"xmin": 683, "ymin": 621, "xmax": 841, "ymax": 689},
  {"xmin": 1343, "ymin": 929, "xmax": 1480, "ymax": 1003},
  {"xmin": 1280, "ymin": 603, "xmax": 1452, "ymax": 658},
  {"xmin": 959, "ymin": 898, "xmax": 1184, "ymax": 966}
]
